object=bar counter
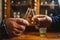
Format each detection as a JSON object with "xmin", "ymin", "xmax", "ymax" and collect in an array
[{"xmin": 2, "ymin": 32, "xmax": 60, "ymax": 40}]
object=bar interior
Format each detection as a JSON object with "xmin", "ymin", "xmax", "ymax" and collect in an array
[{"xmin": 0, "ymin": 0, "xmax": 60, "ymax": 40}]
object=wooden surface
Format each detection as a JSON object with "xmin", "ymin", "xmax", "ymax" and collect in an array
[{"xmin": 2, "ymin": 32, "xmax": 60, "ymax": 40}]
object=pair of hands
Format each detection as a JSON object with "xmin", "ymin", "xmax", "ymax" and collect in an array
[{"xmin": 5, "ymin": 15, "xmax": 52, "ymax": 36}]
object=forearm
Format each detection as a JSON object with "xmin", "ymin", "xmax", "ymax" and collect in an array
[{"xmin": 51, "ymin": 15, "xmax": 60, "ymax": 27}]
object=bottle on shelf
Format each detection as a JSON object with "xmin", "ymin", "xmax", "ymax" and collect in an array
[
  {"xmin": 13, "ymin": 12, "xmax": 17, "ymax": 18},
  {"xmin": 23, "ymin": 1, "xmax": 26, "ymax": 4},
  {"xmin": 45, "ymin": 9, "xmax": 48, "ymax": 15},
  {"xmin": 11, "ymin": 0, "xmax": 15, "ymax": 6},
  {"xmin": 51, "ymin": 0, "xmax": 55, "ymax": 4},
  {"xmin": 40, "ymin": 0, "xmax": 44, "ymax": 5},
  {"xmin": 45, "ymin": 1, "xmax": 47, "ymax": 4},
  {"xmin": 11, "ymin": 0, "xmax": 14, "ymax": 4},
  {"xmin": 50, "ymin": 0, "xmax": 55, "ymax": 9},
  {"xmin": 17, "ymin": 12, "xmax": 20, "ymax": 18},
  {"xmin": 41, "ymin": 2, "xmax": 44, "ymax": 5}
]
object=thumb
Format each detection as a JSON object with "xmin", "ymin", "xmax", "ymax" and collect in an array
[{"xmin": 16, "ymin": 18, "xmax": 29, "ymax": 26}]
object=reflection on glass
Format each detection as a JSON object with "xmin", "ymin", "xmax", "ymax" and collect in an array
[{"xmin": 23, "ymin": 8, "xmax": 36, "ymax": 26}]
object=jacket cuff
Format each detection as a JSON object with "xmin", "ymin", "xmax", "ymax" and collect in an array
[
  {"xmin": 51, "ymin": 16, "xmax": 60, "ymax": 27},
  {"xmin": 0, "ymin": 24, "xmax": 9, "ymax": 38}
]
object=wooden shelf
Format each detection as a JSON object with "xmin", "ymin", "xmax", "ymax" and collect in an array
[
  {"xmin": 11, "ymin": 4, "xmax": 31, "ymax": 7},
  {"xmin": 40, "ymin": 4, "xmax": 58, "ymax": 7},
  {"xmin": 4, "ymin": 0, "xmax": 33, "ymax": 19}
]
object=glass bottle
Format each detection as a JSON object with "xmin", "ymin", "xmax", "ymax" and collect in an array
[
  {"xmin": 45, "ymin": 9, "xmax": 48, "ymax": 15},
  {"xmin": 50, "ymin": 0, "xmax": 55, "ymax": 9},
  {"xmin": 51, "ymin": 0, "xmax": 55, "ymax": 4},
  {"xmin": 13, "ymin": 12, "xmax": 17, "ymax": 18},
  {"xmin": 17, "ymin": 12, "xmax": 20, "ymax": 18}
]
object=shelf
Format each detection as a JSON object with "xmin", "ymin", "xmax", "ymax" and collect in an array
[
  {"xmin": 11, "ymin": 4, "xmax": 31, "ymax": 7},
  {"xmin": 40, "ymin": 4, "xmax": 58, "ymax": 7}
]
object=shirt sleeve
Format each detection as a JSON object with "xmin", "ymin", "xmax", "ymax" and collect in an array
[
  {"xmin": 51, "ymin": 15, "xmax": 60, "ymax": 26},
  {"xmin": 0, "ymin": 20, "xmax": 9, "ymax": 38},
  {"xmin": 50, "ymin": 15, "xmax": 60, "ymax": 32}
]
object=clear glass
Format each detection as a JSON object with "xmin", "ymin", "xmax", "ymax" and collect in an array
[{"xmin": 39, "ymin": 28, "xmax": 47, "ymax": 37}]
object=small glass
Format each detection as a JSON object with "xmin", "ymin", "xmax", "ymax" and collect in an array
[{"xmin": 39, "ymin": 27, "xmax": 47, "ymax": 37}]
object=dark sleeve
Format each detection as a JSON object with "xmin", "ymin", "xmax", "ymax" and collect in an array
[
  {"xmin": 0, "ymin": 20, "xmax": 9, "ymax": 38},
  {"xmin": 51, "ymin": 15, "xmax": 60, "ymax": 26},
  {"xmin": 50, "ymin": 15, "xmax": 60, "ymax": 32}
]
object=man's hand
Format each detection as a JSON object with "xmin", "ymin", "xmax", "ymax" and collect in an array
[
  {"xmin": 5, "ymin": 18, "xmax": 29, "ymax": 36},
  {"xmin": 32, "ymin": 15, "xmax": 52, "ymax": 29}
]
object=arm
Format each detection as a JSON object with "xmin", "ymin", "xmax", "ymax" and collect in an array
[
  {"xmin": 51, "ymin": 15, "xmax": 60, "ymax": 26},
  {"xmin": 50, "ymin": 15, "xmax": 60, "ymax": 32},
  {"xmin": 32, "ymin": 15, "xmax": 60, "ymax": 32}
]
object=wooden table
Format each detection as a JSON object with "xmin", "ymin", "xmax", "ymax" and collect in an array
[{"xmin": 2, "ymin": 32, "xmax": 60, "ymax": 40}]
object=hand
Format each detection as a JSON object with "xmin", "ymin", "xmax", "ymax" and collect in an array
[
  {"xmin": 5, "ymin": 18, "xmax": 29, "ymax": 36},
  {"xmin": 32, "ymin": 15, "xmax": 52, "ymax": 29}
]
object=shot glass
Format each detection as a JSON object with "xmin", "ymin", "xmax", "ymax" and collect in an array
[{"xmin": 39, "ymin": 28, "xmax": 47, "ymax": 37}]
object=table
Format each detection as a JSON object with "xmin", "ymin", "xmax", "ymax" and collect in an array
[{"xmin": 2, "ymin": 32, "xmax": 60, "ymax": 40}]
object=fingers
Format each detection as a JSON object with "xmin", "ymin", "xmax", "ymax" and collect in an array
[
  {"xmin": 10, "ymin": 21, "xmax": 26, "ymax": 31},
  {"xmin": 11, "ymin": 25, "xmax": 25, "ymax": 36},
  {"xmin": 12, "ymin": 31, "xmax": 23, "ymax": 36},
  {"xmin": 5, "ymin": 18, "xmax": 29, "ymax": 36},
  {"xmin": 6, "ymin": 18, "xmax": 29, "ymax": 26},
  {"xmin": 13, "ymin": 29, "xmax": 23, "ymax": 36},
  {"xmin": 37, "ymin": 18, "xmax": 46, "ymax": 22},
  {"xmin": 16, "ymin": 25, "xmax": 25, "ymax": 31},
  {"xmin": 6, "ymin": 18, "xmax": 17, "ymax": 22},
  {"xmin": 16, "ymin": 18, "xmax": 29, "ymax": 26},
  {"xmin": 32, "ymin": 15, "xmax": 46, "ymax": 23},
  {"xmin": 6, "ymin": 21, "xmax": 26, "ymax": 36},
  {"xmin": 32, "ymin": 15, "xmax": 46, "ymax": 21}
]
